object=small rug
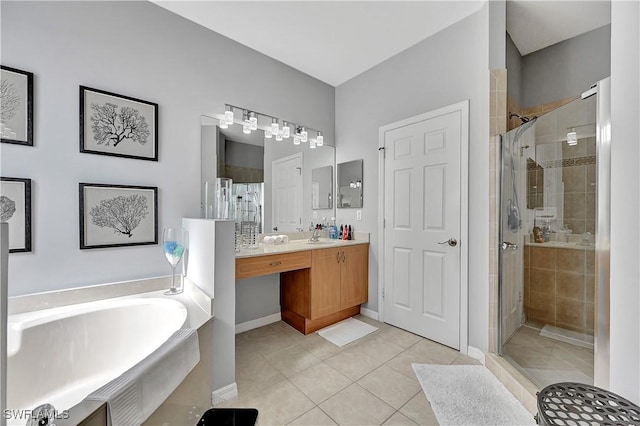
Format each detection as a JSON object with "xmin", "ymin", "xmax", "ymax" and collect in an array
[
  {"xmin": 317, "ymin": 317, "xmax": 378, "ymax": 346},
  {"xmin": 412, "ymin": 364, "xmax": 536, "ymax": 425}
]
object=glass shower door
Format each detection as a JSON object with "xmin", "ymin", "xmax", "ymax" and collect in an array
[{"xmin": 499, "ymin": 120, "xmax": 536, "ymax": 350}]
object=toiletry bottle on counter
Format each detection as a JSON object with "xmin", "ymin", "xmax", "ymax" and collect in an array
[
  {"xmin": 348, "ymin": 225, "xmax": 352, "ymax": 240},
  {"xmin": 343, "ymin": 225, "xmax": 348, "ymax": 240}
]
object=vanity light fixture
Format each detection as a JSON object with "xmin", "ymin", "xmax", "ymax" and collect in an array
[
  {"xmin": 567, "ymin": 129, "xmax": 578, "ymax": 146},
  {"xmin": 224, "ymin": 105, "xmax": 234, "ymax": 125},
  {"xmin": 219, "ymin": 104, "xmax": 325, "ymax": 149},
  {"xmin": 249, "ymin": 111, "xmax": 258, "ymax": 130}
]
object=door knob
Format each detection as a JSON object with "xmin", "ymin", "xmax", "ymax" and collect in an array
[
  {"xmin": 438, "ymin": 238, "xmax": 457, "ymax": 247},
  {"xmin": 500, "ymin": 241, "xmax": 518, "ymax": 250}
]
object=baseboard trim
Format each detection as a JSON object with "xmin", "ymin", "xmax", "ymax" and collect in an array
[
  {"xmin": 212, "ymin": 382, "xmax": 238, "ymax": 406},
  {"xmin": 235, "ymin": 313, "xmax": 281, "ymax": 334},
  {"xmin": 359, "ymin": 307, "xmax": 379, "ymax": 321},
  {"xmin": 467, "ymin": 345, "xmax": 485, "ymax": 365}
]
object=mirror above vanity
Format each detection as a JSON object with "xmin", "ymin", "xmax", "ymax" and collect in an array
[
  {"xmin": 337, "ymin": 159, "xmax": 363, "ymax": 208},
  {"xmin": 201, "ymin": 113, "xmax": 335, "ymax": 233}
]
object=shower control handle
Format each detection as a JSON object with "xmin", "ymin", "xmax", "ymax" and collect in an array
[
  {"xmin": 438, "ymin": 238, "xmax": 458, "ymax": 247},
  {"xmin": 501, "ymin": 242, "xmax": 518, "ymax": 250}
]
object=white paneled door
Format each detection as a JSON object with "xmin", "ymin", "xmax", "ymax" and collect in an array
[
  {"xmin": 272, "ymin": 153, "xmax": 303, "ymax": 232},
  {"xmin": 382, "ymin": 103, "xmax": 467, "ymax": 350}
]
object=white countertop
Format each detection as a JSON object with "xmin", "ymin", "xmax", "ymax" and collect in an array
[{"xmin": 236, "ymin": 238, "xmax": 369, "ymax": 258}]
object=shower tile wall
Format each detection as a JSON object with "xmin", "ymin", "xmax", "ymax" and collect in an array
[
  {"xmin": 561, "ymin": 138, "xmax": 597, "ymax": 235},
  {"xmin": 524, "ymin": 246, "xmax": 595, "ymax": 334}
]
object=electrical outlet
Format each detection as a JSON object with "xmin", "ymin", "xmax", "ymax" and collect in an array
[{"xmin": 356, "ymin": 210, "xmax": 362, "ymax": 221}]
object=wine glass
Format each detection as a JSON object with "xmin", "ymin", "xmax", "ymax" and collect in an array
[{"xmin": 162, "ymin": 227, "xmax": 188, "ymax": 295}]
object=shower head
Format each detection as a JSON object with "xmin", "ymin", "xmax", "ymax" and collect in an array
[{"xmin": 509, "ymin": 112, "xmax": 536, "ymax": 123}]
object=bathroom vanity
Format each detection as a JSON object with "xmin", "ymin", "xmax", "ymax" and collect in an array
[{"xmin": 236, "ymin": 240, "xmax": 369, "ymax": 334}]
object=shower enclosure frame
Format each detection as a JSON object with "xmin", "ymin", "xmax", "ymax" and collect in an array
[{"xmin": 497, "ymin": 77, "xmax": 611, "ymax": 389}]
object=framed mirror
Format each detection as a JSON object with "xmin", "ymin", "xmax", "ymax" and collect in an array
[
  {"xmin": 312, "ymin": 165, "xmax": 333, "ymax": 209},
  {"xmin": 337, "ymin": 159, "xmax": 363, "ymax": 208},
  {"xmin": 201, "ymin": 115, "xmax": 335, "ymax": 232}
]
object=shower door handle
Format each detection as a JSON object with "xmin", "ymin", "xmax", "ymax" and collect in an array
[{"xmin": 501, "ymin": 242, "xmax": 518, "ymax": 250}]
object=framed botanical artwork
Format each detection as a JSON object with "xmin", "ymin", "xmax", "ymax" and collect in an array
[
  {"xmin": 1, "ymin": 66, "xmax": 34, "ymax": 146},
  {"xmin": 79, "ymin": 183, "xmax": 158, "ymax": 249},
  {"xmin": 0, "ymin": 177, "xmax": 32, "ymax": 253},
  {"xmin": 80, "ymin": 86, "xmax": 158, "ymax": 161}
]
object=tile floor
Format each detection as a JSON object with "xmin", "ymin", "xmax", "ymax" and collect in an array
[
  {"xmin": 503, "ymin": 325, "xmax": 594, "ymax": 389},
  {"xmin": 214, "ymin": 315, "xmax": 480, "ymax": 425}
]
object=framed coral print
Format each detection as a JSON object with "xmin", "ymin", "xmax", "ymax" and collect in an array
[
  {"xmin": 80, "ymin": 86, "xmax": 158, "ymax": 161},
  {"xmin": 1, "ymin": 66, "xmax": 34, "ymax": 146},
  {"xmin": 79, "ymin": 183, "xmax": 158, "ymax": 249},
  {"xmin": 0, "ymin": 177, "xmax": 32, "ymax": 252}
]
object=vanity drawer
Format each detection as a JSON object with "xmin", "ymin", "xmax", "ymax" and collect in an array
[{"xmin": 236, "ymin": 250, "xmax": 312, "ymax": 279}]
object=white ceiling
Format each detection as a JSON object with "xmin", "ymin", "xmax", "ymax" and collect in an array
[
  {"xmin": 507, "ymin": 0, "xmax": 610, "ymax": 56},
  {"xmin": 154, "ymin": 1, "xmax": 611, "ymax": 87}
]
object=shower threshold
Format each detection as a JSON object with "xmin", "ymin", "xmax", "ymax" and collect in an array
[{"xmin": 539, "ymin": 325, "xmax": 594, "ymax": 349}]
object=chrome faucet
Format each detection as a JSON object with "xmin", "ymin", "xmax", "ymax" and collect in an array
[{"xmin": 309, "ymin": 228, "xmax": 321, "ymax": 242}]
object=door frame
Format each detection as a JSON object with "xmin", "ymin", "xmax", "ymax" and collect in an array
[{"xmin": 377, "ymin": 100, "xmax": 470, "ymax": 354}]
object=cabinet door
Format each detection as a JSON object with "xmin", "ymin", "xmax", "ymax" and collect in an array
[
  {"xmin": 310, "ymin": 248, "xmax": 342, "ymax": 319},
  {"xmin": 341, "ymin": 244, "xmax": 369, "ymax": 309}
]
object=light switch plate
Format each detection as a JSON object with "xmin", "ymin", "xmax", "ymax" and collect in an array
[{"xmin": 356, "ymin": 210, "xmax": 362, "ymax": 221}]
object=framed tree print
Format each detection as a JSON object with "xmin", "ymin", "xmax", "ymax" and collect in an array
[
  {"xmin": 1, "ymin": 66, "xmax": 34, "ymax": 146},
  {"xmin": 79, "ymin": 183, "xmax": 158, "ymax": 249},
  {"xmin": 0, "ymin": 177, "xmax": 32, "ymax": 253},
  {"xmin": 80, "ymin": 86, "xmax": 158, "ymax": 161}
]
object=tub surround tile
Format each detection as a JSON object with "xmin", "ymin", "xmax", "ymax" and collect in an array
[{"xmin": 556, "ymin": 272, "xmax": 585, "ymax": 299}]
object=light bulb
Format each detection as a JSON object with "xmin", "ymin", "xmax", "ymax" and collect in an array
[
  {"xmin": 265, "ymin": 128, "xmax": 273, "ymax": 138},
  {"xmin": 275, "ymin": 131, "xmax": 283, "ymax": 141},
  {"xmin": 301, "ymin": 127, "xmax": 308, "ymax": 143},
  {"xmin": 219, "ymin": 118, "xmax": 228, "ymax": 129},
  {"xmin": 310, "ymin": 140, "xmax": 316, "ymax": 149},
  {"xmin": 243, "ymin": 124, "xmax": 251, "ymax": 134},
  {"xmin": 282, "ymin": 121, "xmax": 291, "ymax": 138},
  {"xmin": 224, "ymin": 106, "xmax": 234, "ymax": 125},
  {"xmin": 293, "ymin": 136, "xmax": 301, "ymax": 145},
  {"xmin": 316, "ymin": 131, "xmax": 323, "ymax": 146},
  {"xmin": 249, "ymin": 112, "xmax": 258, "ymax": 130},
  {"xmin": 271, "ymin": 118, "xmax": 279, "ymax": 134}
]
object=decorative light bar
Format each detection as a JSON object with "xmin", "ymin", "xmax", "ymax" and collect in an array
[{"xmin": 219, "ymin": 104, "xmax": 325, "ymax": 149}]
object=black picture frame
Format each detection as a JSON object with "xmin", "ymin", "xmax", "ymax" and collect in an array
[
  {"xmin": 79, "ymin": 183, "xmax": 158, "ymax": 249},
  {"xmin": 1, "ymin": 66, "xmax": 34, "ymax": 146},
  {"xmin": 0, "ymin": 177, "xmax": 32, "ymax": 253},
  {"xmin": 80, "ymin": 86, "xmax": 158, "ymax": 161}
]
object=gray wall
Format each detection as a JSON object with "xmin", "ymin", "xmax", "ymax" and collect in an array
[
  {"xmin": 506, "ymin": 33, "xmax": 523, "ymax": 107},
  {"xmin": 335, "ymin": 5, "xmax": 490, "ymax": 351},
  {"xmin": 521, "ymin": 25, "xmax": 611, "ymax": 108},
  {"xmin": 225, "ymin": 141, "xmax": 264, "ymax": 170},
  {"xmin": 0, "ymin": 1, "xmax": 334, "ymax": 297}
]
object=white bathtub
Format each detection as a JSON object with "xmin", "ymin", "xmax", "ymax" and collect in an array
[{"xmin": 7, "ymin": 297, "xmax": 187, "ymax": 416}]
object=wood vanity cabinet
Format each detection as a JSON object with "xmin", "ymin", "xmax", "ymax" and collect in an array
[{"xmin": 281, "ymin": 243, "xmax": 369, "ymax": 334}]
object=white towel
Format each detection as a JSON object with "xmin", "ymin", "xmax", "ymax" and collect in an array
[
  {"xmin": 86, "ymin": 328, "xmax": 200, "ymax": 426},
  {"xmin": 274, "ymin": 235, "xmax": 283, "ymax": 244},
  {"xmin": 281, "ymin": 235, "xmax": 289, "ymax": 243},
  {"xmin": 263, "ymin": 236, "xmax": 274, "ymax": 244}
]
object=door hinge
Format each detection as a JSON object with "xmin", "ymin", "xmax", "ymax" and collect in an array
[{"xmin": 382, "ymin": 288, "xmax": 385, "ymax": 298}]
